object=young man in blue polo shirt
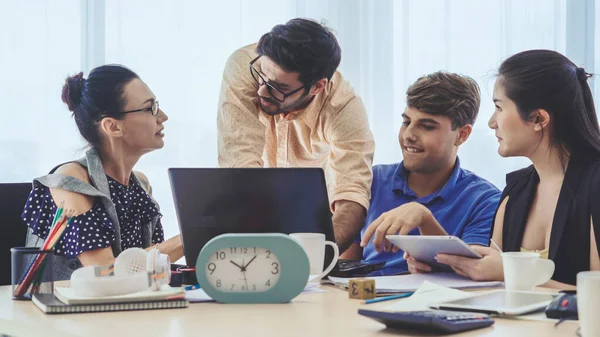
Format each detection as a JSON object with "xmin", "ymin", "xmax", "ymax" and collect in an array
[{"xmin": 343, "ymin": 71, "xmax": 501, "ymax": 274}]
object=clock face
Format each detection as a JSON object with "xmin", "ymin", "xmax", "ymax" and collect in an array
[{"xmin": 205, "ymin": 247, "xmax": 281, "ymax": 293}]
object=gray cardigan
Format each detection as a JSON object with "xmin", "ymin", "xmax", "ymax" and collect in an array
[{"xmin": 25, "ymin": 148, "xmax": 161, "ymax": 280}]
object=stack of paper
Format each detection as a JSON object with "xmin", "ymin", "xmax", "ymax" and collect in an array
[
  {"xmin": 328, "ymin": 272, "xmax": 502, "ymax": 294},
  {"xmin": 185, "ymin": 288, "xmax": 214, "ymax": 303}
]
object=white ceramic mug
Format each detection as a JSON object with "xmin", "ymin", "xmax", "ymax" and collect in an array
[
  {"xmin": 577, "ymin": 271, "xmax": 600, "ymax": 337},
  {"xmin": 290, "ymin": 233, "xmax": 339, "ymax": 282},
  {"xmin": 501, "ymin": 252, "xmax": 555, "ymax": 291}
]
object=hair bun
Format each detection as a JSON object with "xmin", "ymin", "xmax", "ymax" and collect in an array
[
  {"xmin": 61, "ymin": 72, "xmax": 86, "ymax": 112},
  {"xmin": 577, "ymin": 67, "xmax": 591, "ymax": 82}
]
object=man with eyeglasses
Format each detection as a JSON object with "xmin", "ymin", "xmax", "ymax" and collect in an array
[{"xmin": 217, "ymin": 18, "xmax": 375, "ymax": 253}]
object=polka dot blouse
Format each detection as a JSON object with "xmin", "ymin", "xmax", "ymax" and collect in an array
[{"xmin": 22, "ymin": 175, "xmax": 165, "ymax": 258}]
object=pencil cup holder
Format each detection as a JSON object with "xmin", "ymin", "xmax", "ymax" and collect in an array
[{"xmin": 11, "ymin": 247, "xmax": 54, "ymax": 300}]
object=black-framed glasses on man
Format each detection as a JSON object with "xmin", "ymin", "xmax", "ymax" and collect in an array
[
  {"xmin": 122, "ymin": 100, "xmax": 160, "ymax": 116},
  {"xmin": 249, "ymin": 55, "xmax": 307, "ymax": 102}
]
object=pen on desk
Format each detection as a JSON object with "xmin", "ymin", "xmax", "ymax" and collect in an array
[
  {"xmin": 185, "ymin": 283, "xmax": 201, "ymax": 291},
  {"xmin": 166, "ymin": 294, "xmax": 186, "ymax": 300},
  {"xmin": 490, "ymin": 239, "xmax": 503, "ymax": 253},
  {"xmin": 364, "ymin": 292, "xmax": 414, "ymax": 304}
]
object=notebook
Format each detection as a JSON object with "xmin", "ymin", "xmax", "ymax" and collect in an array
[
  {"xmin": 54, "ymin": 284, "xmax": 184, "ymax": 305},
  {"xmin": 32, "ymin": 293, "xmax": 188, "ymax": 314}
]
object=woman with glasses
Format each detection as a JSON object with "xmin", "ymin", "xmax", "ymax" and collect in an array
[{"xmin": 22, "ymin": 65, "xmax": 183, "ymax": 279}]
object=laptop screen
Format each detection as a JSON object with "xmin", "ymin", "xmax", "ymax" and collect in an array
[{"xmin": 168, "ymin": 168, "xmax": 336, "ymax": 268}]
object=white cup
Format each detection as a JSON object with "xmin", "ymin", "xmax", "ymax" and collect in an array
[
  {"xmin": 290, "ymin": 233, "xmax": 339, "ymax": 282},
  {"xmin": 577, "ymin": 271, "xmax": 600, "ymax": 337},
  {"xmin": 501, "ymin": 252, "xmax": 555, "ymax": 291}
]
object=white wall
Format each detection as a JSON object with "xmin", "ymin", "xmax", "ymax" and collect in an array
[{"xmin": 1, "ymin": 0, "xmax": 594, "ymax": 240}]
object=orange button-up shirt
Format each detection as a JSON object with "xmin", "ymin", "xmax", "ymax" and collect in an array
[{"xmin": 217, "ymin": 44, "xmax": 375, "ymax": 210}]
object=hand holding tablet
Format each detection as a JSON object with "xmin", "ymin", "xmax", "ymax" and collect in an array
[{"xmin": 386, "ymin": 235, "xmax": 482, "ymax": 271}]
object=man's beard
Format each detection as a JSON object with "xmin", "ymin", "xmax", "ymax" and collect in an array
[
  {"xmin": 258, "ymin": 96, "xmax": 284, "ymax": 116},
  {"xmin": 258, "ymin": 94, "xmax": 311, "ymax": 116}
]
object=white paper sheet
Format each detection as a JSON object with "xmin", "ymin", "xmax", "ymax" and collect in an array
[
  {"xmin": 185, "ymin": 288, "xmax": 214, "ymax": 303},
  {"xmin": 382, "ymin": 281, "xmax": 474, "ymax": 312},
  {"xmin": 329, "ymin": 272, "xmax": 502, "ymax": 293},
  {"xmin": 184, "ymin": 283, "xmax": 326, "ymax": 303}
]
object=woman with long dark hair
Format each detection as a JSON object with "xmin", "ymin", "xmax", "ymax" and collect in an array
[{"xmin": 431, "ymin": 50, "xmax": 600, "ymax": 288}]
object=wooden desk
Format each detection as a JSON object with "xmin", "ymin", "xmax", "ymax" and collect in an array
[{"xmin": 0, "ymin": 285, "xmax": 578, "ymax": 337}]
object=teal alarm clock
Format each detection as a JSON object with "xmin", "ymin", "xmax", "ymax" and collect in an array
[{"xmin": 195, "ymin": 233, "xmax": 310, "ymax": 303}]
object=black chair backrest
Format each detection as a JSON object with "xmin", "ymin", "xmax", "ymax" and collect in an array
[{"xmin": 0, "ymin": 183, "xmax": 32, "ymax": 285}]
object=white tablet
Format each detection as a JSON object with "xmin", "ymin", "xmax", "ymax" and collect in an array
[
  {"xmin": 432, "ymin": 290, "xmax": 558, "ymax": 316},
  {"xmin": 386, "ymin": 235, "xmax": 482, "ymax": 271}
]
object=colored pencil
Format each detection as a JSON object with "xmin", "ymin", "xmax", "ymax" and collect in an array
[
  {"xmin": 13, "ymin": 207, "xmax": 73, "ymax": 297},
  {"xmin": 364, "ymin": 292, "xmax": 414, "ymax": 304}
]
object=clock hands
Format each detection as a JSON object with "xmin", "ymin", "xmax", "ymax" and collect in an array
[
  {"xmin": 230, "ymin": 258, "xmax": 250, "ymax": 292},
  {"xmin": 229, "ymin": 255, "xmax": 258, "ymax": 293},
  {"xmin": 241, "ymin": 258, "xmax": 249, "ymax": 292},
  {"xmin": 230, "ymin": 260, "xmax": 245, "ymax": 271},
  {"xmin": 243, "ymin": 255, "xmax": 257, "ymax": 269}
]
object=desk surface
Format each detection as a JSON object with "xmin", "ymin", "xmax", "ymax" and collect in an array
[{"xmin": 0, "ymin": 285, "xmax": 578, "ymax": 337}]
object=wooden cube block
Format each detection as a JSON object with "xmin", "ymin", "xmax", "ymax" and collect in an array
[{"xmin": 348, "ymin": 278, "xmax": 376, "ymax": 299}]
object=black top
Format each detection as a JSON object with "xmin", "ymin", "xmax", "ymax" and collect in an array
[{"xmin": 495, "ymin": 153, "xmax": 600, "ymax": 285}]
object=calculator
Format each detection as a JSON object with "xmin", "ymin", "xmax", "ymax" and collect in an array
[{"xmin": 358, "ymin": 309, "xmax": 494, "ymax": 334}]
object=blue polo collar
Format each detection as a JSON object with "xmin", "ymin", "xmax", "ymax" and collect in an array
[{"xmin": 391, "ymin": 158, "xmax": 461, "ymax": 204}]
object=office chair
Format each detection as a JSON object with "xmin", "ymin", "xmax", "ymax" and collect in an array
[{"xmin": 0, "ymin": 183, "xmax": 32, "ymax": 285}]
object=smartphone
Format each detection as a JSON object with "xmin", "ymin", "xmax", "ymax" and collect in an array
[{"xmin": 329, "ymin": 259, "xmax": 387, "ymax": 277}]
